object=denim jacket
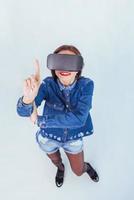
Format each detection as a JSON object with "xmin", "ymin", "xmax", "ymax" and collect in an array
[{"xmin": 16, "ymin": 76, "xmax": 94, "ymax": 142}]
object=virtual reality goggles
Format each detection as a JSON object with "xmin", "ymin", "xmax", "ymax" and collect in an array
[{"xmin": 47, "ymin": 53, "xmax": 84, "ymax": 72}]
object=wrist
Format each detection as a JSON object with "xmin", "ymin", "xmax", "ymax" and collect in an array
[{"xmin": 22, "ymin": 96, "xmax": 34, "ymax": 104}]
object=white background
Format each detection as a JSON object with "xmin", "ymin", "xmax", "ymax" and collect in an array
[{"xmin": 0, "ymin": 0, "xmax": 134, "ymax": 199}]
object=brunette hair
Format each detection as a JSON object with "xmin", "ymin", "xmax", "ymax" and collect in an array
[{"xmin": 51, "ymin": 45, "xmax": 83, "ymax": 81}]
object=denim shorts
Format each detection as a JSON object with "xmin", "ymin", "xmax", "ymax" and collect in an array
[{"xmin": 36, "ymin": 131, "xmax": 83, "ymax": 155}]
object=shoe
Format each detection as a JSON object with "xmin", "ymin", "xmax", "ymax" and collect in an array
[
  {"xmin": 55, "ymin": 164, "xmax": 65, "ymax": 187},
  {"xmin": 86, "ymin": 162, "xmax": 99, "ymax": 182}
]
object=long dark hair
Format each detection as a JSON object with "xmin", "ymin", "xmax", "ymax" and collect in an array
[{"xmin": 51, "ymin": 45, "xmax": 83, "ymax": 81}]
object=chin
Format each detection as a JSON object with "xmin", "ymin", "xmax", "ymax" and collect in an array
[
  {"xmin": 59, "ymin": 78, "xmax": 71, "ymax": 84},
  {"xmin": 61, "ymin": 77, "xmax": 71, "ymax": 82},
  {"xmin": 60, "ymin": 79, "xmax": 69, "ymax": 84}
]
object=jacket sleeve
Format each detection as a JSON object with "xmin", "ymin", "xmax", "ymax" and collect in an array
[
  {"xmin": 37, "ymin": 80, "xmax": 94, "ymax": 128},
  {"xmin": 16, "ymin": 80, "xmax": 47, "ymax": 117}
]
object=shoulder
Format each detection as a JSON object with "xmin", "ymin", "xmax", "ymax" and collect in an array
[
  {"xmin": 77, "ymin": 76, "xmax": 94, "ymax": 86},
  {"xmin": 42, "ymin": 76, "xmax": 53, "ymax": 83},
  {"xmin": 77, "ymin": 76, "xmax": 94, "ymax": 95},
  {"xmin": 40, "ymin": 76, "xmax": 55, "ymax": 87},
  {"xmin": 40, "ymin": 76, "xmax": 58, "ymax": 92},
  {"xmin": 36, "ymin": 77, "xmax": 54, "ymax": 93}
]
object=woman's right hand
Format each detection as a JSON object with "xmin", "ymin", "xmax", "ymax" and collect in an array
[{"xmin": 23, "ymin": 59, "xmax": 41, "ymax": 104}]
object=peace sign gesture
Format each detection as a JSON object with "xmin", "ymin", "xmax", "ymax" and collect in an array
[{"xmin": 23, "ymin": 59, "xmax": 41, "ymax": 104}]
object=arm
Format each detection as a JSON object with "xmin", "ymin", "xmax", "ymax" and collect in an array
[
  {"xmin": 16, "ymin": 80, "xmax": 47, "ymax": 117},
  {"xmin": 16, "ymin": 59, "xmax": 46, "ymax": 118},
  {"xmin": 37, "ymin": 80, "xmax": 94, "ymax": 128}
]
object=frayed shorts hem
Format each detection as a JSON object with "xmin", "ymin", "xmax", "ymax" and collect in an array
[
  {"xmin": 45, "ymin": 148, "xmax": 59, "ymax": 155},
  {"xmin": 64, "ymin": 149, "xmax": 83, "ymax": 155}
]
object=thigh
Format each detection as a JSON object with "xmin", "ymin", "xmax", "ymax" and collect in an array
[{"xmin": 36, "ymin": 131, "xmax": 59, "ymax": 154}]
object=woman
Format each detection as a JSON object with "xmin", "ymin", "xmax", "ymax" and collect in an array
[{"xmin": 17, "ymin": 45, "xmax": 99, "ymax": 187}]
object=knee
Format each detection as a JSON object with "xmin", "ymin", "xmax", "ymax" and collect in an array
[{"xmin": 72, "ymin": 168, "xmax": 84, "ymax": 176}]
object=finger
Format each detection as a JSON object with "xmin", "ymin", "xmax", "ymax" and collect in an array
[
  {"xmin": 23, "ymin": 80, "xmax": 29, "ymax": 92},
  {"xmin": 23, "ymin": 80, "xmax": 28, "ymax": 88},
  {"xmin": 34, "ymin": 59, "xmax": 40, "ymax": 81},
  {"xmin": 31, "ymin": 79, "xmax": 36, "ymax": 89},
  {"xmin": 30, "ymin": 74, "xmax": 36, "ymax": 80},
  {"xmin": 29, "ymin": 77, "xmax": 36, "ymax": 90},
  {"xmin": 26, "ymin": 78, "xmax": 32, "ymax": 89},
  {"xmin": 30, "ymin": 75, "xmax": 37, "ymax": 88},
  {"xmin": 30, "ymin": 75, "xmax": 36, "ymax": 83}
]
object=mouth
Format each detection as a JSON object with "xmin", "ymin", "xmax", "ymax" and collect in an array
[{"xmin": 59, "ymin": 72, "xmax": 71, "ymax": 76}]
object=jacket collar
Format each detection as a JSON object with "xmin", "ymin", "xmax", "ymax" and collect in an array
[{"xmin": 57, "ymin": 78, "xmax": 77, "ymax": 91}]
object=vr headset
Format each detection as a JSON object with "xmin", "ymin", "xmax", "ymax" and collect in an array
[{"xmin": 47, "ymin": 54, "xmax": 84, "ymax": 72}]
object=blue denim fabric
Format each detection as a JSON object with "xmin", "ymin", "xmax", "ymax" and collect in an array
[
  {"xmin": 36, "ymin": 130, "xmax": 83, "ymax": 155},
  {"xmin": 16, "ymin": 76, "xmax": 94, "ymax": 142}
]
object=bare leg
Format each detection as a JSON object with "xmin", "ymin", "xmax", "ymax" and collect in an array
[
  {"xmin": 65, "ymin": 150, "xmax": 99, "ymax": 182},
  {"xmin": 46, "ymin": 149, "xmax": 64, "ymax": 171},
  {"xmin": 65, "ymin": 150, "xmax": 88, "ymax": 176}
]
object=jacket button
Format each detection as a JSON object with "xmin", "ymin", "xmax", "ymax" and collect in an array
[{"xmin": 64, "ymin": 129, "xmax": 67, "ymax": 133}]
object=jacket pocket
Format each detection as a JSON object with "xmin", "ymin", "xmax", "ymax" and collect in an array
[{"xmin": 45, "ymin": 101, "xmax": 65, "ymax": 111}]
